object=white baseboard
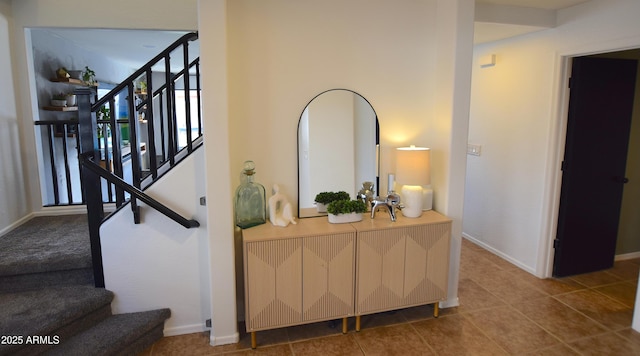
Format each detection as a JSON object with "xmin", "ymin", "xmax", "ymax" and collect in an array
[
  {"xmin": 440, "ymin": 297, "xmax": 459, "ymax": 309},
  {"xmin": 164, "ymin": 323, "xmax": 208, "ymax": 337},
  {"xmin": 462, "ymin": 233, "xmax": 538, "ymax": 276},
  {"xmin": 33, "ymin": 206, "xmax": 87, "ymax": 216},
  {"xmin": 210, "ymin": 332, "xmax": 239, "ymax": 346},
  {"xmin": 616, "ymin": 251, "xmax": 640, "ymax": 261},
  {"xmin": 0, "ymin": 213, "xmax": 34, "ymax": 237}
]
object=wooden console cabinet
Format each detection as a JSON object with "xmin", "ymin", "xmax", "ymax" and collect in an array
[{"xmin": 242, "ymin": 211, "xmax": 451, "ymax": 348}]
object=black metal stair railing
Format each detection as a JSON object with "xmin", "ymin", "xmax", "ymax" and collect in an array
[{"xmin": 74, "ymin": 32, "xmax": 201, "ymax": 287}]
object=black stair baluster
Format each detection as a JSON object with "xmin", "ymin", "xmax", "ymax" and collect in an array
[
  {"xmin": 127, "ymin": 83, "xmax": 141, "ymax": 224},
  {"xmin": 182, "ymin": 41, "xmax": 193, "ymax": 153},
  {"xmin": 145, "ymin": 68, "xmax": 158, "ymax": 180},
  {"xmin": 165, "ymin": 55, "xmax": 176, "ymax": 165},
  {"xmin": 61, "ymin": 124, "xmax": 74, "ymax": 204},
  {"xmin": 158, "ymin": 91, "xmax": 166, "ymax": 163},
  {"xmin": 47, "ymin": 125, "xmax": 60, "ymax": 206},
  {"xmin": 195, "ymin": 59, "xmax": 202, "ymax": 138}
]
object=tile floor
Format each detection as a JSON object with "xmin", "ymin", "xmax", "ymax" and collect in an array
[{"xmin": 143, "ymin": 238, "xmax": 640, "ymax": 355}]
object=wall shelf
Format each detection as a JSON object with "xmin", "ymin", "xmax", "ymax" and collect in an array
[
  {"xmin": 43, "ymin": 106, "xmax": 78, "ymax": 112},
  {"xmin": 50, "ymin": 77, "xmax": 84, "ymax": 85},
  {"xmin": 49, "ymin": 77, "xmax": 97, "ymax": 87}
]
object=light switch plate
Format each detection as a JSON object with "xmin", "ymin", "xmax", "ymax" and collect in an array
[{"xmin": 467, "ymin": 144, "xmax": 482, "ymax": 156}]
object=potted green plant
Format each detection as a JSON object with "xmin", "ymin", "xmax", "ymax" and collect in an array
[
  {"xmin": 326, "ymin": 199, "xmax": 367, "ymax": 224},
  {"xmin": 51, "ymin": 93, "xmax": 67, "ymax": 107},
  {"xmin": 65, "ymin": 92, "xmax": 77, "ymax": 107},
  {"xmin": 82, "ymin": 66, "xmax": 96, "ymax": 86},
  {"xmin": 314, "ymin": 191, "xmax": 350, "ymax": 213}
]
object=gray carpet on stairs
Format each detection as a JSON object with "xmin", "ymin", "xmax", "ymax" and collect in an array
[
  {"xmin": 0, "ymin": 214, "xmax": 91, "ymax": 276},
  {"xmin": 0, "ymin": 285, "xmax": 114, "ymax": 337},
  {"xmin": 44, "ymin": 309, "xmax": 171, "ymax": 356},
  {"xmin": 0, "ymin": 214, "xmax": 170, "ymax": 355}
]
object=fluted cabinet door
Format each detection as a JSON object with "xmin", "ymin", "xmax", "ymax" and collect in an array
[
  {"xmin": 356, "ymin": 220, "xmax": 451, "ymax": 315},
  {"xmin": 356, "ymin": 230, "xmax": 406, "ymax": 313},
  {"xmin": 245, "ymin": 239, "xmax": 302, "ymax": 331},
  {"xmin": 302, "ymin": 232, "xmax": 355, "ymax": 322},
  {"xmin": 403, "ymin": 223, "xmax": 450, "ymax": 306}
]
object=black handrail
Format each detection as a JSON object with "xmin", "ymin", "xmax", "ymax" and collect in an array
[{"xmin": 80, "ymin": 153, "xmax": 199, "ymax": 229}]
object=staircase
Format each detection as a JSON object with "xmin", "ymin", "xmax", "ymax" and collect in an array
[{"xmin": 0, "ymin": 215, "xmax": 170, "ymax": 356}]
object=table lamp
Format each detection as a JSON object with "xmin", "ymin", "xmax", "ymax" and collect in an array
[{"xmin": 396, "ymin": 145, "xmax": 431, "ymax": 218}]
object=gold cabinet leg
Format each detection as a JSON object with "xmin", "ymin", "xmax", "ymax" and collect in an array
[
  {"xmin": 251, "ymin": 332, "xmax": 257, "ymax": 349},
  {"xmin": 433, "ymin": 302, "xmax": 439, "ymax": 318},
  {"xmin": 342, "ymin": 317, "xmax": 348, "ymax": 334},
  {"xmin": 355, "ymin": 315, "xmax": 361, "ymax": 332}
]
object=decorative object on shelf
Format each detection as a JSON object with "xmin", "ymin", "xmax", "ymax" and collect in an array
[
  {"xmin": 50, "ymin": 93, "xmax": 68, "ymax": 107},
  {"xmin": 357, "ymin": 182, "xmax": 375, "ymax": 210},
  {"xmin": 371, "ymin": 191, "xmax": 402, "ymax": 222},
  {"xmin": 138, "ymin": 80, "xmax": 147, "ymax": 95},
  {"xmin": 327, "ymin": 199, "xmax": 366, "ymax": 224},
  {"xmin": 82, "ymin": 66, "xmax": 96, "ymax": 86},
  {"xmin": 396, "ymin": 145, "xmax": 432, "ymax": 218},
  {"xmin": 65, "ymin": 93, "xmax": 77, "ymax": 107},
  {"xmin": 268, "ymin": 184, "xmax": 296, "ymax": 227},
  {"xmin": 314, "ymin": 191, "xmax": 350, "ymax": 213},
  {"xmin": 56, "ymin": 67, "xmax": 70, "ymax": 79},
  {"xmin": 234, "ymin": 160, "xmax": 266, "ymax": 229},
  {"xmin": 67, "ymin": 70, "xmax": 83, "ymax": 80}
]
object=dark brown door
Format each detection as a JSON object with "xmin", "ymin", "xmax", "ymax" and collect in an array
[{"xmin": 553, "ymin": 56, "xmax": 636, "ymax": 277}]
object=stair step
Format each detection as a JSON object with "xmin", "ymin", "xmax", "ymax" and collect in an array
[
  {"xmin": 0, "ymin": 268, "xmax": 94, "ymax": 294},
  {"xmin": 0, "ymin": 285, "xmax": 114, "ymax": 355},
  {"xmin": 44, "ymin": 309, "xmax": 171, "ymax": 356},
  {"xmin": 0, "ymin": 215, "xmax": 91, "ymax": 277}
]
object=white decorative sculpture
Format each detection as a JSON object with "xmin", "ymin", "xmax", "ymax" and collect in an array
[{"xmin": 268, "ymin": 184, "xmax": 297, "ymax": 227}]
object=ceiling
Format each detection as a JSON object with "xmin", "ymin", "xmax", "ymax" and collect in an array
[
  {"xmin": 41, "ymin": 28, "xmax": 195, "ymax": 70},
  {"xmin": 475, "ymin": 0, "xmax": 592, "ymax": 43},
  {"xmin": 476, "ymin": 0, "xmax": 590, "ymax": 10},
  {"xmin": 38, "ymin": 0, "xmax": 592, "ymax": 68}
]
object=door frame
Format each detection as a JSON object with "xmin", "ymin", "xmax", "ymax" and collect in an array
[{"xmin": 539, "ymin": 41, "xmax": 640, "ymax": 278}]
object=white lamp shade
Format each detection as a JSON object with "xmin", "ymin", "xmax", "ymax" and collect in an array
[{"xmin": 396, "ymin": 146, "xmax": 430, "ymax": 186}]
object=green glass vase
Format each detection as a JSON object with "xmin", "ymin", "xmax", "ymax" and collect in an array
[{"xmin": 234, "ymin": 160, "xmax": 266, "ymax": 229}]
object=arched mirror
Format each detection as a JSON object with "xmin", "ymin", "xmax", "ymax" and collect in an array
[{"xmin": 298, "ymin": 89, "xmax": 380, "ymax": 218}]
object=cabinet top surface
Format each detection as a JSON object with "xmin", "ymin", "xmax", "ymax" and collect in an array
[
  {"xmin": 242, "ymin": 210, "xmax": 451, "ymax": 242},
  {"xmin": 350, "ymin": 210, "xmax": 451, "ymax": 231},
  {"xmin": 242, "ymin": 217, "xmax": 355, "ymax": 241}
]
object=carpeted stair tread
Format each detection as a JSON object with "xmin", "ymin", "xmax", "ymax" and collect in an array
[
  {"xmin": 44, "ymin": 309, "xmax": 171, "ymax": 356},
  {"xmin": 0, "ymin": 268, "xmax": 94, "ymax": 294},
  {"xmin": 0, "ymin": 215, "xmax": 91, "ymax": 276},
  {"xmin": 0, "ymin": 285, "xmax": 114, "ymax": 338}
]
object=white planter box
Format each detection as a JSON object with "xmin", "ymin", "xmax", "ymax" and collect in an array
[
  {"xmin": 316, "ymin": 203, "xmax": 327, "ymax": 213},
  {"xmin": 328, "ymin": 212, "xmax": 363, "ymax": 224}
]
